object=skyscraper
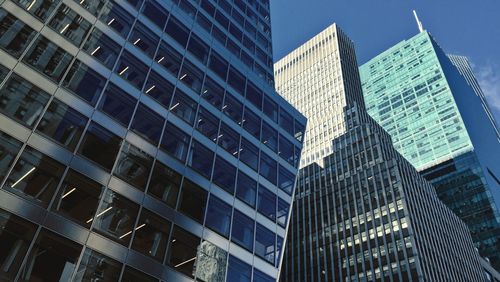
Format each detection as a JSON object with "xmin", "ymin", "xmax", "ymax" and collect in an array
[
  {"xmin": 360, "ymin": 31, "xmax": 500, "ymax": 269},
  {"xmin": 0, "ymin": 0, "xmax": 306, "ymax": 281},
  {"xmin": 275, "ymin": 24, "xmax": 486, "ymax": 281}
]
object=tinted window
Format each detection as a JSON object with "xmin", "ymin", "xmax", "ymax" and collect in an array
[
  {"xmin": 178, "ymin": 179, "xmax": 207, "ymax": 223},
  {"xmin": 129, "ymin": 22, "xmax": 159, "ymax": 58},
  {"xmin": 23, "ymin": 36, "xmax": 73, "ymax": 82},
  {"xmin": 226, "ymin": 255, "xmax": 252, "ymax": 282},
  {"xmin": 187, "ymin": 34, "xmax": 209, "ymax": 64},
  {"xmin": 236, "ymin": 171, "xmax": 257, "ymax": 207},
  {"xmin": 83, "ymin": 28, "xmax": 120, "ymax": 69},
  {"xmin": 227, "ymin": 66, "xmax": 245, "ymax": 95},
  {"xmin": 246, "ymin": 82, "xmax": 262, "ymax": 109},
  {"xmin": 279, "ymin": 109, "xmax": 294, "ymax": 136},
  {"xmin": 0, "ymin": 10, "xmax": 36, "ymax": 58},
  {"xmin": 255, "ymin": 223, "xmax": 275, "ymax": 264},
  {"xmin": 132, "ymin": 209, "xmax": 171, "ymax": 261},
  {"xmin": 257, "ymin": 186, "xmax": 276, "ymax": 221},
  {"xmin": 260, "ymin": 151, "xmax": 277, "ymax": 185},
  {"xmin": 99, "ymin": 1, "xmax": 133, "ymax": 37},
  {"xmin": 277, "ymin": 198, "xmax": 289, "ymax": 227},
  {"xmin": 212, "ymin": 156, "xmax": 236, "ymax": 194},
  {"xmin": 170, "ymin": 89, "xmax": 198, "ymax": 125},
  {"xmin": 155, "ymin": 41, "xmax": 182, "ymax": 77},
  {"xmin": 201, "ymin": 77, "xmax": 224, "ymax": 110},
  {"xmin": 0, "ymin": 132, "xmax": 22, "ymax": 183},
  {"xmin": 116, "ymin": 51, "xmax": 148, "ymax": 90},
  {"xmin": 254, "ymin": 269, "xmax": 274, "ymax": 282},
  {"xmin": 231, "ymin": 210, "xmax": 254, "ymax": 251},
  {"xmin": 196, "ymin": 107, "xmax": 219, "ymax": 141},
  {"xmin": 13, "ymin": 0, "xmax": 59, "ymax": 21},
  {"xmin": 240, "ymin": 138, "xmax": 259, "ymax": 171},
  {"xmin": 63, "ymin": 60, "xmax": 106, "ymax": 105},
  {"xmin": 131, "ymin": 104, "xmax": 165, "ymax": 145},
  {"xmin": 161, "ymin": 122, "xmax": 190, "ymax": 162},
  {"xmin": 279, "ymin": 135, "xmax": 294, "ymax": 165},
  {"xmin": 49, "ymin": 5, "xmax": 92, "ymax": 46},
  {"xmin": 179, "ymin": 60, "xmax": 203, "ymax": 94},
  {"xmin": 74, "ymin": 0, "xmax": 106, "ymax": 16},
  {"xmin": 167, "ymin": 226, "xmax": 200, "ymax": 278},
  {"xmin": 142, "ymin": 0, "xmax": 168, "ymax": 28},
  {"xmin": 121, "ymin": 266, "xmax": 158, "ymax": 282},
  {"xmin": 261, "ymin": 121, "xmax": 278, "ymax": 152},
  {"xmin": 278, "ymin": 165, "xmax": 295, "ymax": 195},
  {"xmin": 144, "ymin": 70, "xmax": 175, "ymax": 107},
  {"xmin": 208, "ymin": 52, "xmax": 228, "ymax": 80},
  {"xmin": 98, "ymin": 83, "xmax": 137, "ymax": 127},
  {"xmin": 114, "ymin": 142, "xmax": 153, "ymax": 190},
  {"xmin": 242, "ymin": 109, "xmax": 261, "ymax": 139},
  {"xmin": 147, "ymin": 160, "xmax": 182, "ymax": 208},
  {"xmin": 188, "ymin": 140, "xmax": 214, "ymax": 179},
  {"xmin": 78, "ymin": 122, "xmax": 122, "ymax": 171},
  {"xmin": 165, "ymin": 17, "xmax": 189, "ymax": 47},
  {"xmin": 205, "ymin": 196, "xmax": 232, "ymax": 237},
  {"xmin": 218, "ymin": 123, "xmax": 240, "ymax": 155},
  {"xmin": 75, "ymin": 249, "xmax": 122, "ymax": 281},
  {"xmin": 223, "ymin": 92, "xmax": 243, "ymax": 124}
]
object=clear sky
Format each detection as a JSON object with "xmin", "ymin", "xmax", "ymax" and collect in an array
[{"xmin": 270, "ymin": 0, "xmax": 500, "ymax": 122}]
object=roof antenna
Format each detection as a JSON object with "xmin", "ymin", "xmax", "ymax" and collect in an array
[{"xmin": 413, "ymin": 10, "xmax": 424, "ymax": 33}]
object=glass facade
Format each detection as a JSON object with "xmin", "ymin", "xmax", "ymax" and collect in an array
[
  {"xmin": 360, "ymin": 31, "xmax": 500, "ymax": 269},
  {"xmin": 0, "ymin": 0, "xmax": 306, "ymax": 281}
]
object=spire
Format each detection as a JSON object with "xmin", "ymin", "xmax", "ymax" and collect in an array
[{"xmin": 413, "ymin": 10, "xmax": 424, "ymax": 33}]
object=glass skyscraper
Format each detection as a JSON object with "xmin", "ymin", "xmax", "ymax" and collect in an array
[
  {"xmin": 275, "ymin": 24, "xmax": 486, "ymax": 282},
  {"xmin": 360, "ymin": 31, "xmax": 500, "ymax": 269},
  {"xmin": 0, "ymin": 0, "xmax": 306, "ymax": 281}
]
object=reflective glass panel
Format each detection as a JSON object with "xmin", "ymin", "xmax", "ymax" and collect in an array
[
  {"xmin": 161, "ymin": 122, "xmax": 190, "ymax": 162},
  {"xmin": 170, "ymin": 89, "xmax": 197, "ymax": 125},
  {"xmin": 132, "ymin": 209, "xmax": 171, "ymax": 262},
  {"xmin": 144, "ymin": 70, "xmax": 175, "ymax": 107},
  {"xmin": 188, "ymin": 140, "xmax": 213, "ymax": 179},
  {"xmin": 49, "ymin": 5, "xmax": 92, "ymax": 46},
  {"xmin": 168, "ymin": 226, "xmax": 200, "ymax": 278},
  {"xmin": 205, "ymin": 196, "xmax": 232, "ymax": 237},
  {"xmin": 195, "ymin": 241, "xmax": 228, "ymax": 282},
  {"xmin": 226, "ymin": 255, "xmax": 251, "ymax": 282},
  {"xmin": 255, "ymin": 223, "xmax": 275, "ymax": 264},
  {"xmin": 14, "ymin": 0, "xmax": 59, "ymax": 21},
  {"xmin": 195, "ymin": 107, "xmax": 219, "ymax": 141},
  {"xmin": 63, "ymin": 60, "xmax": 106, "ymax": 106},
  {"xmin": 98, "ymin": 83, "xmax": 137, "ymax": 127},
  {"xmin": 115, "ymin": 51, "xmax": 148, "ymax": 90},
  {"xmin": 212, "ymin": 156, "xmax": 236, "ymax": 194},
  {"xmin": 257, "ymin": 185, "xmax": 276, "ymax": 221},
  {"xmin": 240, "ymin": 138, "xmax": 259, "ymax": 171},
  {"xmin": 78, "ymin": 122, "xmax": 122, "ymax": 171},
  {"xmin": 121, "ymin": 266, "xmax": 158, "ymax": 282},
  {"xmin": 99, "ymin": 1, "xmax": 133, "ymax": 38},
  {"xmin": 114, "ymin": 142, "xmax": 153, "ymax": 190},
  {"xmin": 23, "ymin": 36, "xmax": 73, "ymax": 82},
  {"xmin": 130, "ymin": 104, "xmax": 165, "ymax": 145},
  {"xmin": 231, "ymin": 209, "xmax": 254, "ymax": 251},
  {"xmin": 147, "ymin": 160, "xmax": 182, "ymax": 208},
  {"xmin": 74, "ymin": 248, "xmax": 122, "ymax": 281},
  {"xmin": 235, "ymin": 171, "xmax": 256, "ymax": 207},
  {"xmin": 0, "ymin": 132, "xmax": 22, "ymax": 183},
  {"xmin": 178, "ymin": 179, "xmax": 207, "ymax": 223},
  {"xmin": 0, "ymin": 9, "xmax": 36, "ymax": 58},
  {"xmin": 82, "ymin": 27, "xmax": 120, "ymax": 69},
  {"xmin": 129, "ymin": 22, "xmax": 159, "ymax": 58}
]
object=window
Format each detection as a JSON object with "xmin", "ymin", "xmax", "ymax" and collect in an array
[
  {"xmin": 131, "ymin": 104, "xmax": 165, "ymax": 145},
  {"xmin": 263, "ymin": 96, "xmax": 278, "ymax": 123},
  {"xmin": 212, "ymin": 156, "xmax": 236, "ymax": 194},
  {"xmin": 227, "ymin": 66, "xmax": 245, "ymax": 95},
  {"xmin": 196, "ymin": 107, "xmax": 219, "ymax": 141},
  {"xmin": 91, "ymin": 189, "xmax": 139, "ymax": 245},
  {"xmin": 279, "ymin": 109, "xmax": 293, "ymax": 136},
  {"xmin": 132, "ymin": 209, "xmax": 171, "ymax": 262},
  {"xmin": 115, "ymin": 51, "xmax": 148, "ymax": 90},
  {"xmin": 279, "ymin": 135, "xmax": 294, "ymax": 165},
  {"xmin": 37, "ymin": 99, "xmax": 88, "ymax": 151},
  {"xmin": 19, "ymin": 229, "xmax": 82, "ymax": 281},
  {"xmin": 217, "ymin": 124, "xmax": 240, "ymax": 155},
  {"xmin": 236, "ymin": 171, "xmax": 257, "ymax": 207},
  {"xmin": 167, "ymin": 226, "xmax": 200, "ymax": 278},
  {"xmin": 98, "ymin": 83, "xmax": 137, "ymax": 127},
  {"xmin": 179, "ymin": 60, "xmax": 203, "ymax": 93},
  {"xmin": 261, "ymin": 121, "xmax": 277, "ymax": 152},
  {"xmin": 0, "ymin": 10, "xmax": 36, "ymax": 58},
  {"xmin": 161, "ymin": 122, "xmax": 190, "ymax": 162},
  {"xmin": 114, "ymin": 142, "xmax": 153, "ymax": 190},
  {"xmin": 242, "ymin": 109, "xmax": 261, "ymax": 139},
  {"xmin": 49, "ymin": 5, "xmax": 92, "ymax": 46},
  {"xmin": 260, "ymin": 152, "xmax": 277, "ymax": 185},
  {"xmin": 164, "ymin": 17, "xmax": 189, "ymax": 47},
  {"xmin": 13, "ymin": 0, "xmax": 59, "ymax": 21},
  {"xmin": 74, "ymin": 0, "xmax": 106, "ymax": 16},
  {"xmin": 257, "ymin": 186, "xmax": 276, "ymax": 221},
  {"xmin": 276, "ymin": 236, "xmax": 283, "ymax": 267},
  {"xmin": 0, "ymin": 209, "xmax": 37, "ymax": 281},
  {"xmin": 178, "ymin": 179, "xmax": 207, "ymax": 223},
  {"xmin": 205, "ymin": 196, "xmax": 232, "ymax": 237},
  {"xmin": 63, "ymin": 60, "xmax": 107, "ymax": 105},
  {"xmin": 240, "ymin": 138, "xmax": 259, "ymax": 171},
  {"xmin": 277, "ymin": 198, "xmax": 289, "ymax": 227},
  {"xmin": 99, "ymin": 1, "xmax": 134, "ymax": 38},
  {"xmin": 3, "ymin": 147, "xmax": 65, "ymax": 207},
  {"xmin": 254, "ymin": 269, "xmax": 274, "ymax": 282},
  {"xmin": 231, "ymin": 210, "xmax": 254, "ymax": 251},
  {"xmin": 208, "ymin": 52, "xmax": 228, "ymax": 80},
  {"xmin": 201, "ymin": 77, "xmax": 224, "ymax": 110},
  {"xmin": 141, "ymin": 0, "xmax": 168, "ymax": 29},
  {"xmin": 23, "ymin": 36, "xmax": 73, "ymax": 82},
  {"xmin": 144, "ymin": 70, "xmax": 175, "ymax": 107},
  {"xmin": 188, "ymin": 140, "xmax": 214, "ymax": 179},
  {"xmin": 0, "ymin": 74, "xmax": 50, "ymax": 128},
  {"xmin": 121, "ymin": 266, "xmax": 158, "ymax": 282},
  {"xmin": 214, "ymin": 10, "xmax": 229, "ymax": 28},
  {"xmin": 78, "ymin": 122, "xmax": 122, "ymax": 171},
  {"xmin": 195, "ymin": 241, "xmax": 228, "ymax": 282},
  {"xmin": 83, "ymin": 27, "xmax": 120, "ymax": 69},
  {"xmin": 294, "ymin": 120, "xmax": 305, "ymax": 142},
  {"xmin": 0, "ymin": 132, "xmax": 22, "ymax": 182},
  {"xmin": 129, "ymin": 22, "xmax": 160, "ymax": 58},
  {"xmin": 0, "ymin": 63, "xmax": 8, "ymax": 83},
  {"xmin": 170, "ymin": 89, "xmax": 198, "ymax": 125},
  {"xmin": 155, "ymin": 41, "xmax": 182, "ymax": 77},
  {"xmin": 246, "ymin": 82, "xmax": 262, "ymax": 109},
  {"xmin": 75, "ymin": 249, "xmax": 123, "ymax": 281},
  {"xmin": 255, "ymin": 223, "xmax": 275, "ymax": 264},
  {"xmin": 147, "ymin": 160, "xmax": 182, "ymax": 208},
  {"xmin": 278, "ymin": 165, "xmax": 295, "ymax": 195},
  {"xmin": 187, "ymin": 34, "xmax": 209, "ymax": 64},
  {"xmin": 125, "ymin": 0, "xmax": 142, "ymax": 10},
  {"xmin": 226, "ymin": 255, "xmax": 251, "ymax": 282},
  {"xmin": 52, "ymin": 169, "xmax": 104, "ymax": 228},
  {"xmin": 223, "ymin": 92, "xmax": 243, "ymax": 124}
]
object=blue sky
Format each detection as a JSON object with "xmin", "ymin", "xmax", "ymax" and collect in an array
[{"xmin": 270, "ymin": 0, "xmax": 500, "ymax": 122}]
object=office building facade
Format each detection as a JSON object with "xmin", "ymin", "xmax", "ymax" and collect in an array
[
  {"xmin": 275, "ymin": 24, "xmax": 486, "ymax": 281},
  {"xmin": 0, "ymin": 0, "xmax": 306, "ymax": 281},
  {"xmin": 360, "ymin": 31, "xmax": 500, "ymax": 269}
]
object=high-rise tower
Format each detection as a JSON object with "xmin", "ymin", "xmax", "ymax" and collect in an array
[
  {"xmin": 275, "ymin": 24, "xmax": 486, "ymax": 281},
  {"xmin": 0, "ymin": 0, "xmax": 306, "ymax": 281},
  {"xmin": 360, "ymin": 31, "xmax": 500, "ymax": 269}
]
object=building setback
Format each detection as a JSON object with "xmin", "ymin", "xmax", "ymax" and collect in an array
[
  {"xmin": 360, "ymin": 31, "xmax": 500, "ymax": 269},
  {"xmin": 0, "ymin": 0, "xmax": 306, "ymax": 281},
  {"xmin": 275, "ymin": 24, "xmax": 487, "ymax": 281}
]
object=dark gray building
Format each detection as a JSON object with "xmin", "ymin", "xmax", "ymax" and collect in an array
[
  {"xmin": 275, "ymin": 24, "xmax": 487, "ymax": 281},
  {"xmin": 0, "ymin": 0, "xmax": 306, "ymax": 281}
]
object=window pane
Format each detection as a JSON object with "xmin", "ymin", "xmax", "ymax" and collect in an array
[
  {"xmin": 167, "ymin": 226, "xmax": 200, "ymax": 278},
  {"xmin": 195, "ymin": 240, "xmax": 227, "ymax": 282},
  {"xmin": 178, "ymin": 179, "xmax": 207, "ymax": 223},
  {"xmin": 188, "ymin": 140, "xmax": 214, "ymax": 179},
  {"xmin": 82, "ymin": 27, "xmax": 120, "ymax": 69},
  {"xmin": 255, "ymin": 223, "xmax": 275, "ymax": 264},
  {"xmin": 99, "ymin": 1, "xmax": 133, "ymax": 38},
  {"xmin": 0, "ymin": 64, "xmax": 8, "ymax": 83},
  {"xmin": 279, "ymin": 109, "xmax": 293, "ymax": 136},
  {"xmin": 276, "ymin": 236, "xmax": 283, "ymax": 267},
  {"xmin": 201, "ymin": 77, "xmax": 224, "ymax": 110},
  {"xmin": 131, "ymin": 104, "xmax": 165, "ymax": 145},
  {"xmin": 78, "ymin": 122, "xmax": 122, "ymax": 171},
  {"xmin": 141, "ymin": 0, "xmax": 168, "ymax": 29},
  {"xmin": 261, "ymin": 121, "xmax": 277, "ymax": 152},
  {"xmin": 23, "ymin": 36, "xmax": 73, "ymax": 82},
  {"xmin": 13, "ymin": 0, "xmax": 59, "ymax": 21},
  {"xmin": 0, "ymin": 209, "xmax": 37, "ymax": 281},
  {"xmin": 129, "ymin": 22, "xmax": 159, "ymax": 58},
  {"xmin": 3, "ymin": 147, "xmax": 65, "ymax": 207},
  {"xmin": 155, "ymin": 41, "xmax": 182, "ymax": 77},
  {"xmin": 91, "ymin": 189, "xmax": 139, "ymax": 245},
  {"xmin": 240, "ymin": 138, "xmax": 259, "ymax": 171},
  {"xmin": 0, "ymin": 9, "xmax": 36, "ymax": 58},
  {"xmin": 170, "ymin": 89, "xmax": 197, "ymax": 125},
  {"xmin": 208, "ymin": 52, "xmax": 228, "ymax": 80},
  {"xmin": 161, "ymin": 122, "xmax": 190, "ymax": 162},
  {"xmin": 63, "ymin": 60, "xmax": 106, "ymax": 106},
  {"xmin": 187, "ymin": 34, "xmax": 209, "ymax": 64},
  {"xmin": 98, "ymin": 83, "xmax": 137, "ymax": 127},
  {"xmin": 278, "ymin": 165, "xmax": 295, "ymax": 195},
  {"xmin": 196, "ymin": 107, "xmax": 219, "ymax": 141},
  {"xmin": 212, "ymin": 156, "xmax": 236, "ymax": 194},
  {"xmin": 279, "ymin": 135, "xmax": 294, "ymax": 165},
  {"xmin": 115, "ymin": 51, "xmax": 148, "ymax": 90},
  {"xmin": 242, "ymin": 109, "xmax": 261, "ymax": 139},
  {"xmin": 114, "ymin": 142, "xmax": 153, "ymax": 190},
  {"xmin": 246, "ymin": 82, "xmax": 262, "ymax": 109},
  {"xmin": 121, "ymin": 265, "xmax": 158, "ymax": 282},
  {"xmin": 235, "ymin": 171, "xmax": 256, "ymax": 207},
  {"xmin": 52, "ymin": 169, "xmax": 104, "ymax": 228},
  {"xmin": 125, "ymin": 0, "xmax": 142, "ymax": 10},
  {"xmin": 263, "ymin": 96, "xmax": 278, "ymax": 122},
  {"xmin": 223, "ymin": 92, "xmax": 243, "ymax": 124},
  {"xmin": 0, "ymin": 132, "xmax": 22, "ymax": 183},
  {"xmin": 179, "ymin": 60, "xmax": 203, "ymax": 94},
  {"xmin": 257, "ymin": 185, "xmax": 276, "ymax": 221},
  {"xmin": 259, "ymin": 151, "xmax": 277, "ymax": 185},
  {"xmin": 0, "ymin": 74, "xmax": 50, "ymax": 128},
  {"xmin": 147, "ymin": 160, "xmax": 181, "ymax": 208},
  {"xmin": 294, "ymin": 120, "xmax": 305, "ymax": 142},
  {"xmin": 144, "ymin": 70, "xmax": 175, "ymax": 107},
  {"xmin": 164, "ymin": 17, "xmax": 189, "ymax": 47},
  {"xmin": 49, "ymin": 5, "xmax": 92, "ymax": 46},
  {"xmin": 74, "ymin": 248, "xmax": 122, "ymax": 282},
  {"xmin": 231, "ymin": 210, "xmax": 254, "ymax": 251},
  {"xmin": 37, "ymin": 99, "xmax": 88, "ymax": 151},
  {"xmin": 205, "ymin": 196, "xmax": 232, "ymax": 237},
  {"xmin": 226, "ymin": 255, "xmax": 251, "ymax": 282},
  {"xmin": 254, "ymin": 269, "xmax": 274, "ymax": 282},
  {"xmin": 217, "ymin": 124, "xmax": 240, "ymax": 155},
  {"xmin": 227, "ymin": 66, "xmax": 245, "ymax": 96},
  {"xmin": 277, "ymin": 198, "xmax": 289, "ymax": 228},
  {"xmin": 74, "ymin": 0, "xmax": 106, "ymax": 16},
  {"xmin": 132, "ymin": 209, "xmax": 171, "ymax": 262}
]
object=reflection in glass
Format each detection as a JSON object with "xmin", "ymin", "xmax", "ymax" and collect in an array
[
  {"xmin": 205, "ymin": 196, "xmax": 231, "ymax": 237},
  {"xmin": 131, "ymin": 209, "xmax": 171, "ymax": 262},
  {"xmin": 195, "ymin": 241, "xmax": 227, "ymax": 282},
  {"xmin": 161, "ymin": 122, "xmax": 190, "ymax": 162},
  {"xmin": 13, "ymin": 0, "xmax": 59, "ymax": 21},
  {"xmin": 178, "ymin": 180, "xmax": 207, "ymax": 223},
  {"xmin": 23, "ymin": 36, "xmax": 73, "ymax": 82},
  {"xmin": 167, "ymin": 226, "xmax": 200, "ymax": 278},
  {"xmin": 99, "ymin": 1, "xmax": 133, "ymax": 38},
  {"xmin": 255, "ymin": 223, "xmax": 275, "ymax": 264},
  {"xmin": 187, "ymin": 141, "xmax": 213, "ymax": 179},
  {"xmin": 231, "ymin": 210, "xmax": 254, "ymax": 252},
  {"xmin": 49, "ymin": 5, "xmax": 92, "ymax": 46},
  {"xmin": 257, "ymin": 185, "xmax": 276, "ymax": 221},
  {"xmin": 235, "ymin": 171, "xmax": 257, "ymax": 207},
  {"xmin": 63, "ymin": 60, "xmax": 106, "ymax": 106},
  {"xmin": 155, "ymin": 41, "xmax": 182, "ymax": 77},
  {"xmin": 114, "ymin": 142, "xmax": 153, "ymax": 190},
  {"xmin": 240, "ymin": 138, "xmax": 259, "ymax": 172},
  {"xmin": 0, "ymin": 132, "xmax": 22, "ymax": 183},
  {"xmin": 144, "ymin": 70, "xmax": 174, "ymax": 107},
  {"xmin": 260, "ymin": 152, "xmax": 277, "ymax": 185},
  {"xmin": 0, "ymin": 9, "xmax": 36, "ymax": 58},
  {"xmin": 129, "ymin": 22, "xmax": 159, "ymax": 58},
  {"xmin": 98, "ymin": 83, "xmax": 137, "ymax": 126},
  {"xmin": 196, "ymin": 107, "xmax": 219, "ymax": 141},
  {"xmin": 170, "ymin": 89, "xmax": 197, "ymax": 125},
  {"xmin": 74, "ymin": 0, "xmax": 106, "ymax": 16},
  {"xmin": 82, "ymin": 28, "xmax": 120, "ymax": 69},
  {"xmin": 73, "ymin": 248, "xmax": 122, "ymax": 281},
  {"xmin": 212, "ymin": 157, "xmax": 236, "ymax": 194},
  {"xmin": 147, "ymin": 160, "xmax": 181, "ymax": 208},
  {"xmin": 130, "ymin": 104, "xmax": 164, "ymax": 145},
  {"xmin": 115, "ymin": 51, "xmax": 148, "ymax": 90},
  {"xmin": 217, "ymin": 124, "xmax": 239, "ymax": 155},
  {"xmin": 78, "ymin": 122, "xmax": 122, "ymax": 171},
  {"xmin": 226, "ymin": 255, "xmax": 251, "ymax": 282},
  {"xmin": 277, "ymin": 198, "xmax": 289, "ymax": 227}
]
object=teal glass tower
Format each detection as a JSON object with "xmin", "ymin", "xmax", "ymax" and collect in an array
[{"xmin": 360, "ymin": 31, "xmax": 500, "ymax": 269}]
